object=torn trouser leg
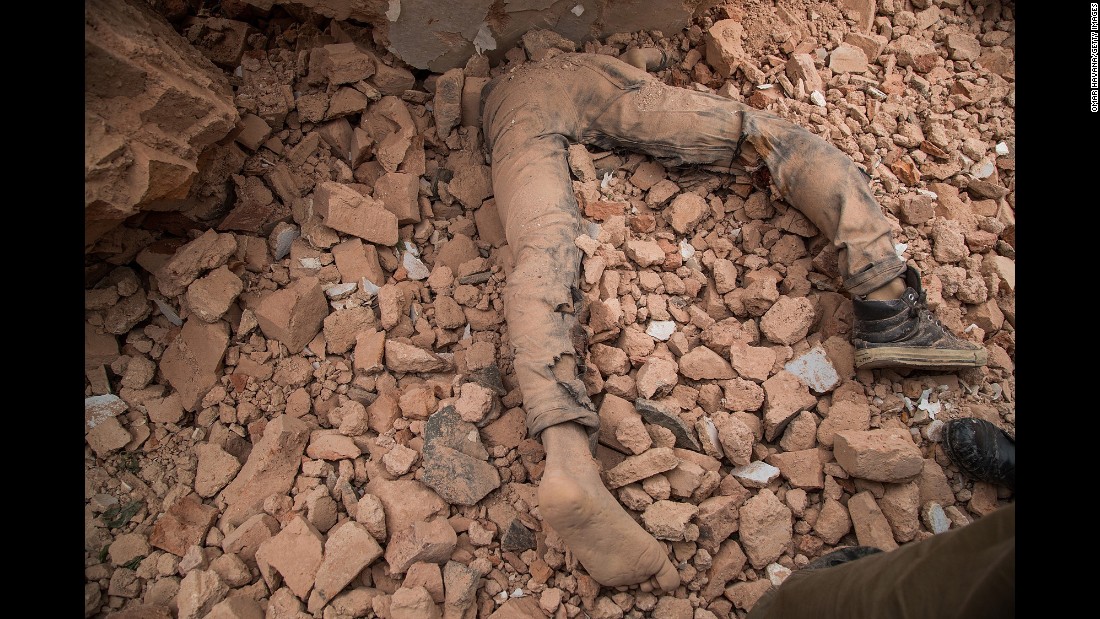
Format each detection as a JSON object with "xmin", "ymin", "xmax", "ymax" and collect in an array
[
  {"xmin": 482, "ymin": 84, "xmax": 598, "ymax": 438},
  {"xmin": 563, "ymin": 53, "xmax": 907, "ymax": 296},
  {"xmin": 482, "ymin": 53, "xmax": 907, "ymax": 437}
]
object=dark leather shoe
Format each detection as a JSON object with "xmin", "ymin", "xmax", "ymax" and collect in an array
[
  {"xmin": 853, "ymin": 266, "xmax": 987, "ymax": 370},
  {"xmin": 942, "ymin": 418, "xmax": 1015, "ymax": 491},
  {"xmin": 805, "ymin": 546, "xmax": 883, "ymax": 570}
]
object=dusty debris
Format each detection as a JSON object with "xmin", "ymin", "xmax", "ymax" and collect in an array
[
  {"xmin": 85, "ymin": 2, "xmax": 1015, "ymax": 616},
  {"xmin": 834, "ymin": 429, "xmax": 924, "ymax": 483}
]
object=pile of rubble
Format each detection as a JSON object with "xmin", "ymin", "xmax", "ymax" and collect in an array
[{"xmin": 84, "ymin": 0, "xmax": 1015, "ymax": 618}]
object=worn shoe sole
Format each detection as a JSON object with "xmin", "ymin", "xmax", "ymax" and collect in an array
[{"xmin": 855, "ymin": 346, "xmax": 988, "ymax": 370}]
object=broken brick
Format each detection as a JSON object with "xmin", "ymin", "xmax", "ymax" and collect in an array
[
  {"xmin": 254, "ymin": 276, "xmax": 329, "ymax": 354},
  {"xmin": 255, "ymin": 514, "xmax": 325, "ymax": 600},
  {"xmin": 314, "ymin": 181, "xmax": 398, "ymax": 246},
  {"xmin": 150, "ymin": 493, "xmax": 219, "ymax": 557},
  {"xmin": 159, "ymin": 318, "xmax": 230, "ymax": 412}
]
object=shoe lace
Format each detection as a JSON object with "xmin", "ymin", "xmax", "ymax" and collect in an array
[{"xmin": 908, "ymin": 291, "xmax": 946, "ymax": 333}]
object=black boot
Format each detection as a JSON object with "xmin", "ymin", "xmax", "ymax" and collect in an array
[
  {"xmin": 852, "ymin": 266, "xmax": 988, "ymax": 370},
  {"xmin": 942, "ymin": 418, "xmax": 1015, "ymax": 491},
  {"xmin": 805, "ymin": 546, "xmax": 883, "ymax": 570}
]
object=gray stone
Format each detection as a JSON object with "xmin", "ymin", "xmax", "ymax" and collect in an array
[{"xmin": 635, "ymin": 399, "xmax": 701, "ymax": 451}]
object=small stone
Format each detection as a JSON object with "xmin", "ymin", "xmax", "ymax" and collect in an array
[
  {"xmin": 255, "ymin": 515, "xmax": 325, "ymax": 600},
  {"xmin": 813, "ymin": 497, "xmax": 852, "ymax": 544},
  {"xmin": 500, "ymin": 519, "xmax": 536, "ymax": 552},
  {"xmin": 834, "ymin": 429, "xmax": 923, "ymax": 482},
  {"xmin": 390, "ymin": 586, "xmax": 441, "ymax": 619},
  {"xmin": 765, "ymin": 449, "xmax": 824, "ymax": 490},
  {"xmin": 785, "ymin": 53, "xmax": 823, "ymax": 94},
  {"xmin": 668, "ymin": 193, "xmax": 709, "ymax": 234},
  {"xmin": 109, "ymin": 533, "xmax": 150, "ymax": 567},
  {"xmin": 156, "ymin": 229, "xmax": 237, "ymax": 298},
  {"xmin": 434, "ymin": 68, "xmax": 464, "ymax": 139},
  {"xmin": 760, "ymin": 297, "xmax": 815, "ymax": 345},
  {"xmin": 159, "ymin": 319, "xmax": 230, "ymax": 411},
  {"xmin": 641, "ymin": 500, "xmax": 699, "ymax": 541},
  {"xmin": 730, "ymin": 461, "xmax": 781, "ymax": 489},
  {"xmin": 921, "ymin": 502, "xmax": 951, "ymax": 534},
  {"xmin": 384, "ymin": 518, "xmax": 458, "ymax": 574},
  {"xmin": 185, "ymin": 266, "xmax": 243, "ymax": 323},
  {"xmin": 784, "ymin": 345, "xmax": 840, "ymax": 394},
  {"xmin": 728, "ymin": 342, "xmax": 775, "ymax": 383},
  {"xmin": 567, "ymin": 144, "xmax": 598, "ymax": 182},
  {"xmin": 739, "ymin": 490, "xmax": 792, "ymax": 569},
  {"xmin": 636, "ymin": 357, "xmax": 679, "ymax": 399},
  {"xmin": 254, "ymin": 277, "xmax": 329, "ymax": 354},
  {"xmin": 420, "ymin": 444, "xmax": 501, "ymax": 505},
  {"xmin": 194, "ymin": 443, "xmax": 242, "ymax": 498},
  {"xmin": 625, "ymin": 240, "xmax": 666, "ymax": 267},
  {"xmin": 203, "ymin": 597, "xmax": 264, "ymax": 619},
  {"xmin": 314, "ymin": 181, "xmax": 398, "ymax": 246},
  {"xmin": 454, "ymin": 382, "xmax": 495, "ymax": 423},
  {"xmin": 311, "ymin": 521, "xmax": 384, "ymax": 608},
  {"xmin": 679, "ymin": 346, "xmax": 735, "ymax": 380},
  {"xmin": 384, "ymin": 340, "xmax": 450, "ymax": 373},
  {"xmin": 220, "ymin": 415, "xmax": 311, "ymax": 527},
  {"xmin": 354, "ymin": 494, "xmax": 388, "ymax": 541},
  {"xmin": 765, "ymin": 562, "xmax": 792, "ymax": 587},
  {"xmin": 712, "ymin": 412, "xmax": 753, "ymax": 466},
  {"xmin": 828, "ymin": 43, "xmax": 868, "ymax": 73},
  {"xmin": 383, "ymin": 443, "xmax": 419, "ymax": 476},
  {"xmin": 847, "ymin": 491, "xmax": 899, "ymax": 551},
  {"xmin": 149, "ymin": 493, "xmax": 219, "ymax": 557},
  {"xmin": 604, "ymin": 447, "xmax": 680, "ymax": 488},
  {"xmin": 646, "ymin": 320, "xmax": 676, "ymax": 341},
  {"xmin": 404, "ymin": 562, "xmax": 445, "ymax": 604},
  {"xmin": 307, "ymin": 432, "xmax": 362, "ymax": 460},
  {"xmin": 635, "ymin": 399, "xmax": 702, "ymax": 451},
  {"xmin": 880, "ymin": 482, "xmax": 921, "ymax": 542},
  {"xmin": 177, "ymin": 569, "xmax": 228, "ymax": 619},
  {"xmin": 762, "ymin": 371, "xmax": 816, "ymax": 441}
]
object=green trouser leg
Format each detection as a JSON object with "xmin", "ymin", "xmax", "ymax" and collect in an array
[{"xmin": 749, "ymin": 503, "xmax": 1014, "ymax": 619}]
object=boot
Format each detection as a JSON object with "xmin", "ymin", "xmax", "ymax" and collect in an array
[
  {"xmin": 942, "ymin": 418, "xmax": 1015, "ymax": 491},
  {"xmin": 804, "ymin": 546, "xmax": 883, "ymax": 570},
  {"xmin": 852, "ymin": 266, "xmax": 988, "ymax": 370}
]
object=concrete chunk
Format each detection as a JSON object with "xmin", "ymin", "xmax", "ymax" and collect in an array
[
  {"xmin": 314, "ymin": 181, "xmax": 398, "ymax": 246},
  {"xmin": 159, "ymin": 318, "xmax": 229, "ymax": 412},
  {"xmin": 312, "ymin": 521, "xmax": 384, "ymax": 608},
  {"xmin": 738, "ymin": 490, "xmax": 792, "ymax": 569},
  {"xmin": 847, "ymin": 491, "xmax": 899, "ymax": 551},
  {"xmin": 149, "ymin": 493, "xmax": 219, "ymax": 557},
  {"xmin": 384, "ymin": 518, "xmax": 458, "ymax": 574},
  {"xmin": 835, "ymin": 429, "xmax": 924, "ymax": 482},
  {"xmin": 762, "ymin": 370, "xmax": 816, "ymax": 441},
  {"xmin": 605, "ymin": 447, "xmax": 679, "ymax": 488},
  {"xmin": 220, "ymin": 415, "xmax": 311, "ymax": 527},
  {"xmin": 255, "ymin": 515, "xmax": 325, "ymax": 600},
  {"xmin": 784, "ymin": 345, "xmax": 840, "ymax": 394},
  {"xmin": 254, "ymin": 276, "xmax": 329, "ymax": 354}
]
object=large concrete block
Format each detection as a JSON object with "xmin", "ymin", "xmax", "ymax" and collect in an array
[{"xmin": 85, "ymin": 0, "xmax": 238, "ymax": 246}]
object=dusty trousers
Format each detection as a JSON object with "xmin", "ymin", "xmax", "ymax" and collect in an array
[
  {"xmin": 481, "ymin": 53, "xmax": 907, "ymax": 437},
  {"xmin": 748, "ymin": 503, "xmax": 1015, "ymax": 619}
]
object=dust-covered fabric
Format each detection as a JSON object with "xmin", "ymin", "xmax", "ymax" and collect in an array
[{"xmin": 482, "ymin": 52, "xmax": 907, "ymax": 437}]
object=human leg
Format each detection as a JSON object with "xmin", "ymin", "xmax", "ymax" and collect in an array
[
  {"xmin": 555, "ymin": 53, "xmax": 984, "ymax": 370},
  {"xmin": 481, "ymin": 66, "xmax": 680, "ymax": 592}
]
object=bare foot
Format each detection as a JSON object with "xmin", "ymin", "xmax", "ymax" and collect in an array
[{"xmin": 539, "ymin": 422, "xmax": 681, "ymax": 593}]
